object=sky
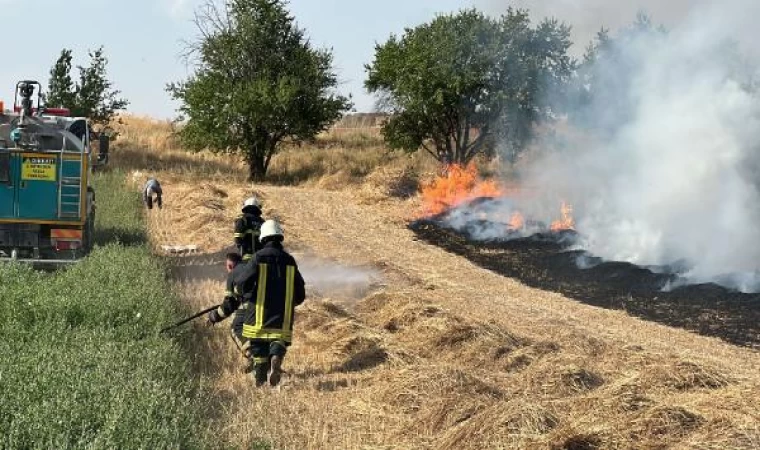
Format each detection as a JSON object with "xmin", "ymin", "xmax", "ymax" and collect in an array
[
  {"xmin": 1, "ymin": 0, "xmax": 475, "ymax": 119},
  {"xmin": 1, "ymin": 0, "xmax": 696, "ymax": 119}
]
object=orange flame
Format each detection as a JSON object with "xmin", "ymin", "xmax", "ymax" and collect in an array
[
  {"xmin": 550, "ymin": 201, "xmax": 575, "ymax": 231},
  {"xmin": 420, "ymin": 163, "xmax": 502, "ymax": 216},
  {"xmin": 508, "ymin": 211, "xmax": 525, "ymax": 230},
  {"xmin": 419, "ymin": 163, "xmax": 575, "ymax": 234}
]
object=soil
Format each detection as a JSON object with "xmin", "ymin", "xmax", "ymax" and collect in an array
[{"xmin": 409, "ymin": 219, "xmax": 760, "ymax": 349}]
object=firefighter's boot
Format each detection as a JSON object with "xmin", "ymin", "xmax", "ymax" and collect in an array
[
  {"xmin": 253, "ymin": 358, "xmax": 270, "ymax": 387},
  {"xmin": 269, "ymin": 355, "xmax": 283, "ymax": 387},
  {"xmin": 241, "ymin": 359, "xmax": 253, "ymax": 375}
]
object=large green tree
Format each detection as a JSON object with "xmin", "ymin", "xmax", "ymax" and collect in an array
[
  {"xmin": 46, "ymin": 47, "xmax": 129, "ymax": 128},
  {"xmin": 365, "ymin": 8, "xmax": 574, "ymax": 165},
  {"xmin": 169, "ymin": 0, "xmax": 352, "ymax": 181}
]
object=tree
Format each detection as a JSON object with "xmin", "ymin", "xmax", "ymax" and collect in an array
[
  {"xmin": 46, "ymin": 47, "xmax": 129, "ymax": 128},
  {"xmin": 168, "ymin": 0, "xmax": 352, "ymax": 181},
  {"xmin": 365, "ymin": 8, "xmax": 574, "ymax": 166},
  {"xmin": 46, "ymin": 49, "xmax": 76, "ymax": 111}
]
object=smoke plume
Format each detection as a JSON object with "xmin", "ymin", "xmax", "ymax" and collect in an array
[
  {"xmin": 478, "ymin": 0, "xmax": 700, "ymax": 56},
  {"xmin": 470, "ymin": 1, "xmax": 760, "ymax": 292},
  {"xmin": 296, "ymin": 255, "xmax": 381, "ymax": 301}
]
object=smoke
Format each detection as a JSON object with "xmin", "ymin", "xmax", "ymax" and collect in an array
[
  {"xmin": 442, "ymin": 197, "xmax": 552, "ymax": 239},
  {"xmin": 477, "ymin": 0, "xmax": 702, "ymax": 56},
  {"xmin": 296, "ymin": 255, "xmax": 381, "ymax": 301},
  {"xmin": 506, "ymin": 0, "xmax": 760, "ymax": 292}
]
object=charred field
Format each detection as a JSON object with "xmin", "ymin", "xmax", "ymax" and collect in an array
[{"xmin": 410, "ymin": 213, "xmax": 760, "ymax": 349}]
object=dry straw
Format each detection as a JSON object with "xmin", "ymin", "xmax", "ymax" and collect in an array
[{"xmin": 111, "ymin": 116, "xmax": 759, "ymax": 449}]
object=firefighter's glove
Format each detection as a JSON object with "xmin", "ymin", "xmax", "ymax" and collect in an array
[{"xmin": 206, "ymin": 310, "xmax": 221, "ymax": 327}]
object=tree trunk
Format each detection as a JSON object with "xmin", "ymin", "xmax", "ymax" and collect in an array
[
  {"xmin": 461, "ymin": 126, "xmax": 490, "ymax": 166},
  {"xmin": 246, "ymin": 151, "xmax": 267, "ymax": 182}
]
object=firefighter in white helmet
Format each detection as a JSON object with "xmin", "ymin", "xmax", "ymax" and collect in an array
[
  {"xmin": 234, "ymin": 196, "xmax": 265, "ymax": 261},
  {"xmin": 208, "ymin": 219, "xmax": 306, "ymax": 387}
]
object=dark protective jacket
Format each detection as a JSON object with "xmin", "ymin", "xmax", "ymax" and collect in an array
[
  {"xmin": 215, "ymin": 241, "xmax": 306, "ymax": 344},
  {"xmin": 234, "ymin": 210, "xmax": 264, "ymax": 260},
  {"xmin": 225, "ymin": 263, "xmax": 246, "ymax": 298},
  {"xmin": 210, "ymin": 263, "xmax": 247, "ymax": 324}
]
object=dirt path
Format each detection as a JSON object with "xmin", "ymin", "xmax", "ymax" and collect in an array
[{"xmin": 152, "ymin": 179, "xmax": 759, "ymax": 449}]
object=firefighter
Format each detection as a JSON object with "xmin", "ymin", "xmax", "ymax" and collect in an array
[
  {"xmin": 234, "ymin": 196, "xmax": 265, "ymax": 261},
  {"xmin": 143, "ymin": 177, "xmax": 163, "ymax": 210},
  {"xmin": 224, "ymin": 252, "xmax": 244, "ymax": 297},
  {"xmin": 208, "ymin": 219, "xmax": 306, "ymax": 387}
]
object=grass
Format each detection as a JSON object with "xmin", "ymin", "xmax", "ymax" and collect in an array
[{"xmin": 0, "ymin": 170, "xmax": 208, "ymax": 449}]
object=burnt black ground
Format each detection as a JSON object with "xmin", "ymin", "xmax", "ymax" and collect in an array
[{"xmin": 410, "ymin": 219, "xmax": 760, "ymax": 349}]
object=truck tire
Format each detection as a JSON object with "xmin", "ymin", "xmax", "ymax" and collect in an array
[
  {"xmin": 84, "ymin": 188, "xmax": 96, "ymax": 254},
  {"xmin": 84, "ymin": 211, "xmax": 95, "ymax": 254}
]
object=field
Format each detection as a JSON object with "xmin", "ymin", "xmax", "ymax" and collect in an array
[
  {"xmin": 100, "ymin": 115, "xmax": 760, "ymax": 450},
  {"xmin": 0, "ymin": 170, "xmax": 209, "ymax": 448}
]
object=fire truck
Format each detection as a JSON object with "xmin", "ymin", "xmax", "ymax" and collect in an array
[{"xmin": 0, "ymin": 80, "xmax": 107, "ymax": 264}]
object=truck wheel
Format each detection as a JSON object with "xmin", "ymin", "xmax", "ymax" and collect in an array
[
  {"xmin": 84, "ymin": 189, "xmax": 96, "ymax": 254},
  {"xmin": 85, "ymin": 212, "xmax": 95, "ymax": 254}
]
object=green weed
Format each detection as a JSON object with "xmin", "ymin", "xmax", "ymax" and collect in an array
[{"xmin": 0, "ymin": 171, "xmax": 206, "ymax": 449}]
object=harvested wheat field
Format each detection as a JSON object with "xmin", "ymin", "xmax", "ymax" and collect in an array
[{"xmin": 114, "ymin": 117, "xmax": 760, "ymax": 450}]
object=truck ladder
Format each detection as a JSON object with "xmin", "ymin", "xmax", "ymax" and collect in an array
[
  {"xmin": 57, "ymin": 144, "xmax": 85, "ymax": 219},
  {"xmin": 59, "ymin": 174, "xmax": 82, "ymax": 218}
]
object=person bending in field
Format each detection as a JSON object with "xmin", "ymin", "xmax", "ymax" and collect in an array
[
  {"xmin": 207, "ymin": 220, "xmax": 306, "ymax": 387},
  {"xmin": 143, "ymin": 177, "xmax": 163, "ymax": 210}
]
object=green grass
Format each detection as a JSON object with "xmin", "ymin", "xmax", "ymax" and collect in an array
[{"xmin": 0, "ymin": 170, "xmax": 206, "ymax": 449}]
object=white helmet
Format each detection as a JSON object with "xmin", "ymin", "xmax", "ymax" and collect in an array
[
  {"xmin": 243, "ymin": 196, "xmax": 261, "ymax": 209},
  {"xmin": 259, "ymin": 219, "xmax": 284, "ymax": 242}
]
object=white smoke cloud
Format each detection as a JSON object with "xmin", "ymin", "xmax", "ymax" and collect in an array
[
  {"xmin": 477, "ymin": 0, "xmax": 701, "ymax": 55},
  {"xmin": 296, "ymin": 255, "xmax": 381, "ymax": 301},
  {"xmin": 507, "ymin": 0, "xmax": 760, "ymax": 292}
]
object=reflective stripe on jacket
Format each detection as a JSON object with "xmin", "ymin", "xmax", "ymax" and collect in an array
[{"xmin": 232, "ymin": 242, "xmax": 306, "ymax": 343}]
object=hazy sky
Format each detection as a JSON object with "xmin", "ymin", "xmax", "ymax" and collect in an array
[
  {"xmin": 478, "ymin": 0, "xmax": 700, "ymax": 55},
  {"xmin": 1, "ymin": 0, "xmax": 700, "ymax": 119}
]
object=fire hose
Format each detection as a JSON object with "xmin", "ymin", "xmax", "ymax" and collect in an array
[
  {"xmin": 160, "ymin": 305, "xmax": 282, "ymax": 334},
  {"xmin": 160, "ymin": 304, "xmax": 219, "ymax": 334}
]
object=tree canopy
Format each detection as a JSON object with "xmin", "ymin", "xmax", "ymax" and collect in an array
[
  {"xmin": 46, "ymin": 47, "xmax": 129, "ymax": 129},
  {"xmin": 365, "ymin": 8, "xmax": 574, "ymax": 165},
  {"xmin": 169, "ymin": 0, "xmax": 352, "ymax": 181}
]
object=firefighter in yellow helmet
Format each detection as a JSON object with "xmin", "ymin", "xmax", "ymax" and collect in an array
[
  {"xmin": 208, "ymin": 219, "xmax": 306, "ymax": 387},
  {"xmin": 234, "ymin": 196, "xmax": 265, "ymax": 261}
]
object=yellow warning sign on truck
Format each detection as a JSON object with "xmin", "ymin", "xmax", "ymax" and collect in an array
[{"xmin": 21, "ymin": 155, "xmax": 57, "ymax": 181}]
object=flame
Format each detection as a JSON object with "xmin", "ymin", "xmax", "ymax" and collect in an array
[
  {"xmin": 508, "ymin": 211, "xmax": 524, "ymax": 231},
  {"xmin": 420, "ymin": 163, "xmax": 502, "ymax": 216},
  {"xmin": 419, "ymin": 163, "xmax": 575, "ymax": 235},
  {"xmin": 550, "ymin": 201, "xmax": 575, "ymax": 231}
]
